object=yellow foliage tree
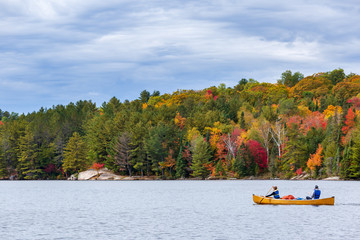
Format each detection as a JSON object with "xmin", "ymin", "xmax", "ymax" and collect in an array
[
  {"xmin": 186, "ymin": 127, "xmax": 201, "ymax": 142},
  {"xmin": 297, "ymin": 105, "xmax": 311, "ymax": 117},
  {"xmin": 323, "ymin": 105, "xmax": 343, "ymax": 119},
  {"xmin": 204, "ymin": 122, "xmax": 222, "ymax": 150}
]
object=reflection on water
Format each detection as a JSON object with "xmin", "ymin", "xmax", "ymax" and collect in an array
[{"xmin": 0, "ymin": 180, "xmax": 359, "ymax": 240}]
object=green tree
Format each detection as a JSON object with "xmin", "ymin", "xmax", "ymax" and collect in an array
[
  {"xmin": 277, "ymin": 70, "xmax": 304, "ymax": 87},
  {"xmin": 63, "ymin": 132, "xmax": 88, "ymax": 174},
  {"xmin": 175, "ymin": 142, "xmax": 187, "ymax": 178},
  {"xmin": 190, "ymin": 136, "xmax": 211, "ymax": 179},
  {"xmin": 278, "ymin": 98, "xmax": 297, "ymax": 116},
  {"xmin": 144, "ymin": 124, "xmax": 174, "ymax": 176},
  {"xmin": 282, "ymin": 126, "xmax": 308, "ymax": 178},
  {"xmin": 347, "ymin": 130, "xmax": 360, "ymax": 178},
  {"xmin": 140, "ymin": 90, "xmax": 151, "ymax": 103},
  {"xmin": 17, "ymin": 126, "xmax": 42, "ymax": 179},
  {"xmin": 324, "ymin": 68, "xmax": 345, "ymax": 85},
  {"xmin": 240, "ymin": 111, "xmax": 246, "ymax": 129}
]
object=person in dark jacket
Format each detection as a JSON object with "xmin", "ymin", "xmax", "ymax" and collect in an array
[
  {"xmin": 307, "ymin": 185, "xmax": 321, "ymax": 199},
  {"xmin": 266, "ymin": 186, "xmax": 280, "ymax": 199}
]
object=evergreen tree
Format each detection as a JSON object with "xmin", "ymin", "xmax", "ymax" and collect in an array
[
  {"xmin": 348, "ymin": 130, "xmax": 360, "ymax": 178},
  {"xmin": 282, "ymin": 126, "xmax": 308, "ymax": 178},
  {"xmin": 17, "ymin": 126, "xmax": 42, "ymax": 179},
  {"xmin": 63, "ymin": 132, "xmax": 88, "ymax": 174},
  {"xmin": 0, "ymin": 140, "xmax": 8, "ymax": 178},
  {"xmin": 129, "ymin": 120, "xmax": 149, "ymax": 177},
  {"xmin": 340, "ymin": 144, "xmax": 352, "ymax": 179},
  {"xmin": 240, "ymin": 111, "xmax": 246, "ymax": 130},
  {"xmin": 139, "ymin": 90, "xmax": 150, "ymax": 103},
  {"xmin": 191, "ymin": 136, "xmax": 211, "ymax": 179},
  {"xmin": 175, "ymin": 143, "xmax": 187, "ymax": 178}
]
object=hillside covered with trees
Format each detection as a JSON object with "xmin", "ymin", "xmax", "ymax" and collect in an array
[{"xmin": 1, "ymin": 69, "xmax": 360, "ymax": 180}]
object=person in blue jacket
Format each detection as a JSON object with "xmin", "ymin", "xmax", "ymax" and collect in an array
[
  {"xmin": 266, "ymin": 186, "xmax": 280, "ymax": 199},
  {"xmin": 307, "ymin": 185, "xmax": 321, "ymax": 199}
]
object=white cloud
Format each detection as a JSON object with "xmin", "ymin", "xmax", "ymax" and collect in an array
[{"xmin": 0, "ymin": 0, "xmax": 359, "ymax": 113}]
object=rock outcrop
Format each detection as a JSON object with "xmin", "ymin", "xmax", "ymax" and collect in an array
[
  {"xmin": 323, "ymin": 176, "xmax": 340, "ymax": 181},
  {"xmin": 78, "ymin": 169, "xmax": 99, "ymax": 180},
  {"xmin": 77, "ymin": 168, "xmax": 123, "ymax": 180},
  {"xmin": 291, "ymin": 173, "xmax": 310, "ymax": 180},
  {"xmin": 70, "ymin": 168, "xmax": 161, "ymax": 180}
]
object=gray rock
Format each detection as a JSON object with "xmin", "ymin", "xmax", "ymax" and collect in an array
[
  {"xmin": 97, "ymin": 172, "xmax": 122, "ymax": 180},
  {"xmin": 323, "ymin": 176, "xmax": 340, "ymax": 181},
  {"xmin": 77, "ymin": 168, "xmax": 124, "ymax": 180},
  {"xmin": 78, "ymin": 169, "xmax": 98, "ymax": 180}
]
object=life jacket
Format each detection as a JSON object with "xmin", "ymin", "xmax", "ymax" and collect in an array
[
  {"xmin": 274, "ymin": 190, "xmax": 280, "ymax": 199},
  {"xmin": 314, "ymin": 189, "xmax": 321, "ymax": 199}
]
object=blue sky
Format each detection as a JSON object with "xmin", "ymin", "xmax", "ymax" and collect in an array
[{"xmin": 0, "ymin": 0, "xmax": 359, "ymax": 113}]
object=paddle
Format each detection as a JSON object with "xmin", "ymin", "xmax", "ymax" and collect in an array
[{"xmin": 259, "ymin": 187, "xmax": 273, "ymax": 204}]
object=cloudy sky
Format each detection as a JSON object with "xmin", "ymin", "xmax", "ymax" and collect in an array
[{"xmin": 0, "ymin": 0, "xmax": 359, "ymax": 113}]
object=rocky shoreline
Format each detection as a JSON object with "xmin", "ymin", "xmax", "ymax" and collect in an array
[{"xmin": 68, "ymin": 168, "xmax": 341, "ymax": 181}]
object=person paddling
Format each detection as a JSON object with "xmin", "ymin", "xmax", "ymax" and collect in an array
[
  {"xmin": 313, "ymin": 185, "xmax": 321, "ymax": 199},
  {"xmin": 307, "ymin": 185, "xmax": 321, "ymax": 199},
  {"xmin": 266, "ymin": 186, "xmax": 280, "ymax": 199}
]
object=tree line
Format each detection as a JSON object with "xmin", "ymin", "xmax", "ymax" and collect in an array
[{"xmin": 1, "ymin": 68, "xmax": 360, "ymax": 180}]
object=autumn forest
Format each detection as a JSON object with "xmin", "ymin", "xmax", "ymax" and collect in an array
[{"xmin": 1, "ymin": 69, "xmax": 360, "ymax": 180}]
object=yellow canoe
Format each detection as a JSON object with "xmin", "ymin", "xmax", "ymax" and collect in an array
[{"xmin": 253, "ymin": 194, "xmax": 335, "ymax": 205}]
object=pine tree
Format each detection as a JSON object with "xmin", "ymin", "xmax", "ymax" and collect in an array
[
  {"xmin": 191, "ymin": 136, "xmax": 211, "ymax": 179},
  {"xmin": 340, "ymin": 145, "xmax": 351, "ymax": 179},
  {"xmin": 63, "ymin": 132, "xmax": 88, "ymax": 174},
  {"xmin": 17, "ymin": 126, "xmax": 42, "ymax": 179},
  {"xmin": 240, "ymin": 111, "xmax": 246, "ymax": 130},
  {"xmin": 348, "ymin": 130, "xmax": 360, "ymax": 179},
  {"xmin": 234, "ymin": 142, "xmax": 249, "ymax": 177},
  {"xmin": 0, "ymin": 142, "xmax": 8, "ymax": 178},
  {"xmin": 282, "ymin": 126, "xmax": 308, "ymax": 178},
  {"xmin": 175, "ymin": 143, "xmax": 187, "ymax": 178}
]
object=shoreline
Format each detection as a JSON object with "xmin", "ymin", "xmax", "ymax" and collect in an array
[{"xmin": 1, "ymin": 176, "xmax": 344, "ymax": 181}]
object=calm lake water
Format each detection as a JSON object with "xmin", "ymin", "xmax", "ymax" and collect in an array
[{"xmin": 0, "ymin": 180, "xmax": 359, "ymax": 240}]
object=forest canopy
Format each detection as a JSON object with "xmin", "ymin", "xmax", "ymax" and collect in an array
[{"xmin": 1, "ymin": 68, "xmax": 360, "ymax": 180}]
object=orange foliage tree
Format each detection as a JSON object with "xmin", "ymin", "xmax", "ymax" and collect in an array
[
  {"xmin": 307, "ymin": 144, "xmax": 323, "ymax": 176},
  {"xmin": 174, "ymin": 112, "xmax": 186, "ymax": 129},
  {"xmin": 159, "ymin": 149, "xmax": 176, "ymax": 175}
]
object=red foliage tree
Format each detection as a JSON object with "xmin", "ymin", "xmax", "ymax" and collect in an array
[
  {"xmin": 342, "ymin": 108, "xmax": 356, "ymax": 135},
  {"xmin": 295, "ymin": 167, "xmax": 303, "ymax": 176},
  {"xmin": 301, "ymin": 111, "xmax": 326, "ymax": 134},
  {"xmin": 287, "ymin": 116, "xmax": 302, "ymax": 129},
  {"xmin": 92, "ymin": 162, "xmax": 105, "ymax": 171},
  {"xmin": 341, "ymin": 108, "xmax": 356, "ymax": 144},
  {"xmin": 247, "ymin": 140, "xmax": 268, "ymax": 169},
  {"xmin": 347, "ymin": 97, "xmax": 360, "ymax": 110}
]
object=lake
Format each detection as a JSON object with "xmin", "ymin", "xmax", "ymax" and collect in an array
[{"xmin": 0, "ymin": 180, "xmax": 359, "ymax": 240}]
